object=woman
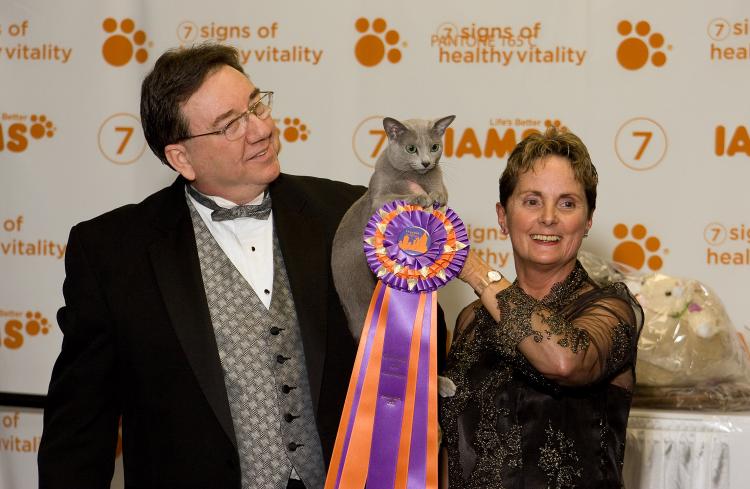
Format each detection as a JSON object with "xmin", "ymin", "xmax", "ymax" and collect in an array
[{"xmin": 440, "ymin": 127, "xmax": 643, "ymax": 488}]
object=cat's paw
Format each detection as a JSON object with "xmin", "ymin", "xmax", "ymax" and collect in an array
[
  {"xmin": 438, "ymin": 375, "xmax": 457, "ymax": 397},
  {"xmin": 428, "ymin": 191, "xmax": 448, "ymax": 208},
  {"xmin": 407, "ymin": 193, "xmax": 433, "ymax": 209}
]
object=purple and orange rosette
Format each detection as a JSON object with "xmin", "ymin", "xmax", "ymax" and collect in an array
[{"xmin": 325, "ymin": 201, "xmax": 469, "ymax": 489}]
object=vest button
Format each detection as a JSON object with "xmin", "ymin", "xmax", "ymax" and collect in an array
[
  {"xmin": 281, "ymin": 384, "xmax": 296, "ymax": 394},
  {"xmin": 287, "ymin": 442, "xmax": 304, "ymax": 451},
  {"xmin": 276, "ymin": 354, "xmax": 291, "ymax": 364},
  {"xmin": 270, "ymin": 326, "xmax": 283, "ymax": 335},
  {"xmin": 284, "ymin": 413, "xmax": 300, "ymax": 423}
]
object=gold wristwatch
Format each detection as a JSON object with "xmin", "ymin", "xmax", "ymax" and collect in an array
[{"xmin": 477, "ymin": 269, "xmax": 504, "ymax": 295}]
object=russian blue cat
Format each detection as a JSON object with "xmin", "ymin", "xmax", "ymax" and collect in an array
[{"xmin": 332, "ymin": 115, "xmax": 455, "ymax": 339}]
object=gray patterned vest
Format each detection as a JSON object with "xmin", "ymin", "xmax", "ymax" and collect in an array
[{"xmin": 189, "ymin": 199, "xmax": 325, "ymax": 489}]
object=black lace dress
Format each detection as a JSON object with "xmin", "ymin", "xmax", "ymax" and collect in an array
[{"xmin": 440, "ymin": 262, "xmax": 643, "ymax": 489}]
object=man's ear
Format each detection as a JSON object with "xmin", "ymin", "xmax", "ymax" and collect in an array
[{"xmin": 164, "ymin": 143, "xmax": 196, "ymax": 181}]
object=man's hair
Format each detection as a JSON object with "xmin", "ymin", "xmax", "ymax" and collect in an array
[
  {"xmin": 499, "ymin": 126, "xmax": 598, "ymax": 217},
  {"xmin": 140, "ymin": 43, "xmax": 245, "ymax": 167}
]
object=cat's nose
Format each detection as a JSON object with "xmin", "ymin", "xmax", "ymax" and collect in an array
[{"xmin": 421, "ymin": 161, "xmax": 431, "ymax": 168}]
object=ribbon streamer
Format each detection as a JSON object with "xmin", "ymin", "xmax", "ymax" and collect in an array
[{"xmin": 325, "ymin": 201, "xmax": 468, "ymax": 489}]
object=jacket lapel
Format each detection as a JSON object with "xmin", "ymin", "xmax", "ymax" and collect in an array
[
  {"xmin": 271, "ymin": 175, "xmax": 328, "ymax": 412},
  {"xmin": 147, "ymin": 178, "xmax": 237, "ymax": 448}
]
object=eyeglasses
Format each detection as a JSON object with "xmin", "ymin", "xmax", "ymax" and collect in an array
[{"xmin": 181, "ymin": 91, "xmax": 274, "ymax": 142}]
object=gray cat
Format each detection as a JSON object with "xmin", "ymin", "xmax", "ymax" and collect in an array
[{"xmin": 332, "ymin": 115, "xmax": 455, "ymax": 340}]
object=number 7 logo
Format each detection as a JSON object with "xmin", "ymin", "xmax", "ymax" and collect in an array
[
  {"xmin": 615, "ymin": 117, "xmax": 667, "ymax": 171},
  {"xmin": 98, "ymin": 113, "xmax": 147, "ymax": 165}
]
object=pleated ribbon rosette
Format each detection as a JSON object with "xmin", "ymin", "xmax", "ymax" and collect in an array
[{"xmin": 325, "ymin": 200, "xmax": 469, "ymax": 489}]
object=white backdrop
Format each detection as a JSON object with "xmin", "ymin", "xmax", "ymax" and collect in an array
[{"xmin": 1, "ymin": 1, "xmax": 749, "ymax": 487}]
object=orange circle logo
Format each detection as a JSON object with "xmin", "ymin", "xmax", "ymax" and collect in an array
[
  {"xmin": 616, "ymin": 20, "xmax": 668, "ymax": 70},
  {"xmin": 704, "ymin": 222, "xmax": 727, "ymax": 246},
  {"xmin": 352, "ymin": 115, "xmax": 387, "ymax": 168},
  {"xmin": 355, "ymin": 18, "xmax": 403, "ymax": 67},
  {"xmin": 177, "ymin": 20, "xmax": 199, "ymax": 44},
  {"xmin": 97, "ymin": 113, "xmax": 147, "ymax": 165},
  {"xmin": 707, "ymin": 18, "xmax": 731, "ymax": 41},
  {"xmin": 102, "ymin": 17, "xmax": 150, "ymax": 67},
  {"xmin": 614, "ymin": 117, "xmax": 668, "ymax": 171}
]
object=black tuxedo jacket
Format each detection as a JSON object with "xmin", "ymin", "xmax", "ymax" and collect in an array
[{"xmin": 38, "ymin": 174, "xmax": 365, "ymax": 489}]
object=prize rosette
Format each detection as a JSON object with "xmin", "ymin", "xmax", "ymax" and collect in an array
[
  {"xmin": 364, "ymin": 200, "xmax": 469, "ymax": 293},
  {"xmin": 325, "ymin": 201, "xmax": 469, "ymax": 489}
]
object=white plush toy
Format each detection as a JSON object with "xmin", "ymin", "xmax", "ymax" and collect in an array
[
  {"xmin": 633, "ymin": 273, "xmax": 749, "ymax": 387},
  {"xmin": 579, "ymin": 251, "xmax": 750, "ymax": 409}
]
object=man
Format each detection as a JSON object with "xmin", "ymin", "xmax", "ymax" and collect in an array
[{"xmin": 38, "ymin": 43, "xmax": 364, "ymax": 489}]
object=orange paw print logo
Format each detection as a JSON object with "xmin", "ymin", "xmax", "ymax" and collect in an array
[
  {"xmin": 544, "ymin": 119, "xmax": 568, "ymax": 133},
  {"xmin": 355, "ymin": 17, "xmax": 402, "ymax": 67},
  {"xmin": 616, "ymin": 21, "xmax": 667, "ymax": 70},
  {"xmin": 281, "ymin": 117, "xmax": 309, "ymax": 143},
  {"xmin": 612, "ymin": 223, "xmax": 665, "ymax": 271},
  {"xmin": 24, "ymin": 311, "xmax": 51, "ymax": 335},
  {"xmin": 102, "ymin": 18, "xmax": 150, "ymax": 67},
  {"xmin": 29, "ymin": 114, "xmax": 56, "ymax": 139},
  {"xmin": 2, "ymin": 311, "xmax": 52, "ymax": 349}
]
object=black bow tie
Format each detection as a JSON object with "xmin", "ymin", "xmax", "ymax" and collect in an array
[{"xmin": 186, "ymin": 185, "xmax": 272, "ymax": 221}]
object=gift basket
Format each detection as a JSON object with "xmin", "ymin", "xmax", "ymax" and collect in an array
[{"xmin": 579, "ymin": 250, "xmax": 750, "ymax": 411}]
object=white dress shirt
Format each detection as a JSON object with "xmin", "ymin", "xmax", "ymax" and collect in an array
[{"xmin": 187, "ymin": 187, "xmax": 274, "ymax": 309}]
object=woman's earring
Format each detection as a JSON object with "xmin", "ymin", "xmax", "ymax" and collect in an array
[{"xmin": 583, "ymin": 231, "xmax": 589, "ymax": 238}]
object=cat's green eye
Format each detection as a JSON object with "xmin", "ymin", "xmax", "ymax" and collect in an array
[
  {"xmin": 430, "ymin": 143, "xmax": 441, "ymax": 152},
  {"xmin": 405, "ymin": 144, "xmax": 417, "ymax": 154}
]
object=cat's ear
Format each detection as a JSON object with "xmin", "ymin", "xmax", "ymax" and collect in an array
[
  {"xmin": 431, "ymin": 115, "xmax": 456, "ymax": 137},
  {"xmin": 383, "ymin": 117, "xmax": 408, "ymax": 142}
]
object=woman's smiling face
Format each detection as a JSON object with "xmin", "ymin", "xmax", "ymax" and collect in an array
[{"xmin": 497, "ymin": 154, "xmax": 592, "ymax": 274}]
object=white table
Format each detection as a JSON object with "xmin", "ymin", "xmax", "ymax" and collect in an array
[{"xmin": 624, "ymin": 408, "xmax": 750, "ymax": 489}]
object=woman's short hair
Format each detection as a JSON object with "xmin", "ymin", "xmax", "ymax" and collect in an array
[
  {"xmin": 499, "ymin": 126, "xmax": 598, "ymax": 216},
  {"xmin": 140, "ymin": 43, "xmax": 245, "ymax": 167}
]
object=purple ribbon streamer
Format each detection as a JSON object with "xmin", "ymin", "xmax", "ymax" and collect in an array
[
  {"xmin": 331, "ymin": 200, "xmax": 468, "ymax": 489},
  {"xmin": 366, "ymin": 288, "xmax": 421, "ymax": 489}
]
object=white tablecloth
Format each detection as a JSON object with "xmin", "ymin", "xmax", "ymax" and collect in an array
[{"xmin": 624, "ymin": 408, "xmax": 750, "ymax": 489}]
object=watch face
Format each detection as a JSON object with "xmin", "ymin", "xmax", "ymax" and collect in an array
[{"xmin": 488, "ymin": 270, "xmax": 502, "ymax": 282}]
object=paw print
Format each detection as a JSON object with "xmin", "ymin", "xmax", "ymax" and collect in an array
[
  {"xmin": 29, "ymin": 114, "xmax": 55, "ymax": 139},
  {"xmin": 24, "ymin": 311, "xmax": 51, "ymax": 336},
  {"xmin": 544, "ymin": 119, "xmax": 568, "ymax": 133},
  {"xmin": 281, "ymin": 117, "xmax": 309, "ymax": 142},
  {"xmin": 354, "ymin": 17, "xmax": 402, "ymax": 67},
  {"xmin": 616, "ymin": 20, "xmax": 667, "ymax": 70},
  {"xmin": 102, "ymin": 17, "xmax": 149, "ymax": 67},
  {"xmin": 612, "ymin": 223, "xmax": 665, "ymax": 271}
]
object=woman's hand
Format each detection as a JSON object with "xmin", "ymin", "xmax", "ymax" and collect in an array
[
  {"xmin": 459, "ymin": 249, "xmax": 494, "ymax": 294},
  {"xmin": 459, "ymin": 250, "xmax": 512, "ymax": 320}
]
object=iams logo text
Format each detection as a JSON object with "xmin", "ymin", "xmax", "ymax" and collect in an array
[{"xmin": 715, "ymin": 125, "xmax": 750, "ymax": 157}]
